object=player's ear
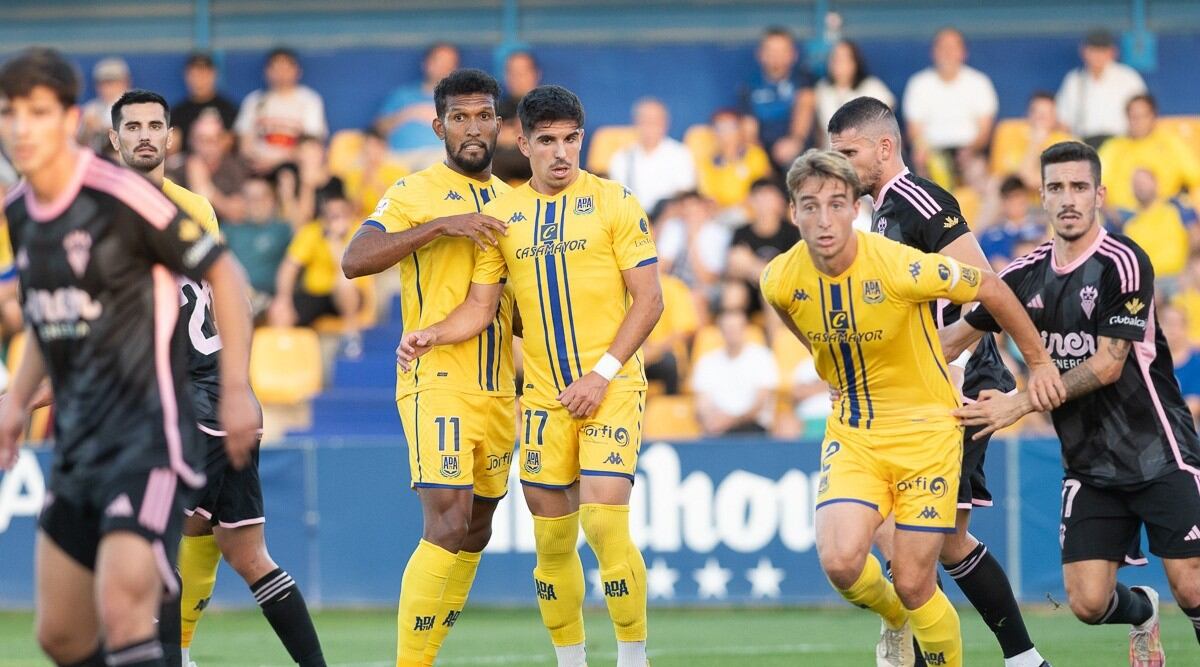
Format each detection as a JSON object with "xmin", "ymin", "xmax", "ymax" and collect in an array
[
  {"xmin": 1095, "ymin": 183, "xmax": 1106, "ymax": 209},
  {"xmin": 432, "ymin": 115, "xmax": 446, "ymax": 141},
  {"xmin": 166, "ymin": 126, "xmax": 175, "ymax": 153},
  {"xmin": 107, "ymin": 127, "xmax": 120, "ymax": 154},
  {"xmin": 517, "ymin": 132, "xmax": 531, "ymax": 158}
]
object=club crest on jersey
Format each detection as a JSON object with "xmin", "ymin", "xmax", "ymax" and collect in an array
[
  {"xmin": 862, "ymin": 280, "xmax": 884, "ymax": 304},
  {"xmin": 574, "ymin": 195, "xmax": 594, "ymax": 215},
  {"xmin": 441, "ymin": 455, "xmax": 461, "ymax": 479},
  {"xmin": 875, "ymin": 217, "xmax": 888, "ymax": 234},
  {"xmin": 524, "ymin": 449, "xmax": 542, "ymax": 474},
  {"xmin": 64, "ymin": 230, "xmax": 92, "ymax": 278},
  {"xmin": 1079, "ymin": 285, "xmax": 1098, "ymax": 319}
]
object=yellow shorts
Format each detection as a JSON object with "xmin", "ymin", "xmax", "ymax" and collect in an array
[
  {"xmin": 397, "ymin": 389, "xmax": 517, "ymax": 499},
  {"xmin": 816, "ymin": 421, "xmax": 962, "ymax": 533},
  {"xmin": 518, "ymin": 390, "xmax": 646, "ymax": 488}
]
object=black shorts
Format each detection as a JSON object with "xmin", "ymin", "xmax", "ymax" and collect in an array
[
  {"xmin": 184, "ymin": 430, "xmax": 265, "ymax": 529},
  {"xmin": 39, "ymin": 466, "xmax": 183, "ymax": 596},
  {"xmin": 1060, "ymin": 468, "xmax": 1200, "ymax": 564},
  {"xmin": 293, "ymin": 289, "xmax": 338, "ymax": 326},
  {"xmin": 957, "ymin": 425, "xmax": 993, "ymax": 510}
]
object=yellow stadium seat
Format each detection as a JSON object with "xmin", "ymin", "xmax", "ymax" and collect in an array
[
  {"xmin": 251, "ymin": 327, "xmax": 323, "ymax": 405},
  {"xmin": 327, "ymin": 129, "xmax": 365, "ymax": 178},
  {"xmin": 643, "ymin": 395, "xmax": 702, "ymax": 441},
  {"xmin": 1159, "ymin": 116, "xmax": 1200, "ymax": 162},
  {"xmin": 683, "ymin": 124, "xmax": 717, "ymax": 163},
  {"xmin": 690, "ymin": 323, "xmax": 766, "ymax": 362},
  {"xmin": 585, "ymin": 125, "xmax": 637, "ymax": 175}
]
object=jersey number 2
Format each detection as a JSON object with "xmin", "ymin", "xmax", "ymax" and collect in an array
[{"xmin": 180, "ymin": 278, "xmax": 221, "ymax": 355}]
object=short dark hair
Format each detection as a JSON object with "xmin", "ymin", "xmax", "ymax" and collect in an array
[
  {"xmin": 0, "ymin": 47, "xmax": 80, "ymax": 108},
  {"xmin": 824, "ymin": 40, "xmax": 871, "ymax": 89},
  {"xmin": 517, "ymin": 85, "xmax": 584, "ymax": 135},
  {"xmin": 1127, "ymin": 93, "xmax": 1157, "ymax": 114},
  {"xmin": 827, "ymin": 95, "xmax": 898, "ymax": 138},
  {"xmin": 111, "ymin": 88, "xmax": 169, "ymax": 129},
  {"xmin": 750, "ymin": 177, "xmax": 785, "ymax": 196},
  {"xmin": 433, "ymin": 68, "xmax": 501, "ymax": 119},
  {"xmin": 761, "ymin": 26, "xmax": 794, "ymax": 43},
  {"xmin": 423, "ymin": 41, "xmax": 459, "ymax": 63},
  {"xmin": 266, "ymin": 47, "xmax": 298, "ymax": 66},
  {"xmin": 1028, "ymin": 90, "xmax": 1055, "ymax": 105},
  {"xmin": 185, "ymin": 51, "xmax": 215, "ymax": 69},
  {"xmin": 1040, "ymin": 141, "xmax": 1102, "ymax": 186},
  {"xmin": 999, "ymin": 175, "xmax": 1027, "ymax": 197}
]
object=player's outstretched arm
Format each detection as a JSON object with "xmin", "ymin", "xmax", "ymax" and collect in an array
[
  {"xmin": 341, "ymin": 213, "xmax": 507, "ymax": 279},
  {"xmin": 397, "ymin": 281, "xmax": 503, "ymax": 371},
  {"xmin": 938, "ymin": 318, "xmax": 986, "ymax": 363},
  {"xmin": 558, "ymin": 263, "xmax": 664, "ymax": 419},
  {"xmin": 205, "ymin": 253, "xmax": 261, "ymax": 469},
  {"xmin": 973, "ymin": 271, "xmax": 1065, "ymax": 411},
  {"xmin": 0, "ymin": 326, "xmax": 46, "ymax": 469}
]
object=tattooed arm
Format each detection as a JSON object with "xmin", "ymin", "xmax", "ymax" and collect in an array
[{"xmin": 952, "ymin": 336, "xmax": 1131, "ymax": 439}]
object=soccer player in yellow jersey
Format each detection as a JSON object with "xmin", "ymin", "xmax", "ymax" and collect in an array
[
  {"xmin": 760, "ymin": 150, "xmax": 1062, "ymax": 667},
  {"xmin": 109, "ymin": 89, "xmax": 326, "ymax": 667},
  {"xmin": 341, "ymin": 69, "xmax": 516, "ymax": 667},
  {"xmin": 399, "ymin": 85, "xmax": 663, "ymax": 667}
]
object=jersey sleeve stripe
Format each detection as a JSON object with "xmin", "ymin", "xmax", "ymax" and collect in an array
[
  {"xmin": 998, "ymin": 246, "xmax": 1051, "ymax": 277},
  {"xmin": 896, "ymin": 175, "xmax": 943, "ymax": 215},
  {"xmin": 1100, "ymin": 238, "xmax": 1141, "ymax": 292},
  {"xmin": 85, "ymin": 158, "xmax": 176, "ymax": 229},
  {"xmin": 892, "ymin": 178, "xmax": 938, "ymax": 219},
  {"xmin": 1097, "ymin": 245, "xmax": 1132, "ymax": 293},
  {"xmin": 634, "ymin": 257, "xmax": 658, "ymax": 268},
  {"xmin": 1133, "ymin": 302, "xmax": 1200, "ymax": 479},
  {"xmin": 361, "ymin": 219, "xmax": 386, "ymax": 232}
]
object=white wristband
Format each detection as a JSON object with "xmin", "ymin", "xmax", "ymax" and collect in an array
[
  {"xmin": 592, "ymin": 353, "xmax": 621, "ymax": 381},
  {"xmin": 949, "ymin": 349, "xmax": 972, "ymax": 369}
]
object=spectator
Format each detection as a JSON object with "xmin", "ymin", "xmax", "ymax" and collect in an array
[
  {"xmin": 235, "ymin": 47, "xmax": 328, "ymax": 175},
  {"xmin": 813, "ymin": 39, "xmax": 894, "ymax": 147},
  {"xmin": 726, "ymin": 179, "xmax": 800, "ymax": 302},
  {"xmin": 698, "ymin": 109, "xmax": 771, "ymax": 209},
  {"xmin": 269, "ymin": 194, "xmax": 363, "ymax": 357},
  {"xmin": 342, "ymin": 128, "xmax": 409, "ymax": 218},
  {"xmin": 223, "ymin": 177, "xmax": 294, "ymax": 317},
  {"xmin": 691, "ymin": 308, "xmax": 779, "ymax": 435},
  {"xmin": 608, "ymin": 97, "xmax": 697, "ymax": 212},
  {"xmin": 901, "ymin": 27, "xmax": 997, "ymax": 179},
  {"xmin": 1055, "ymin": 28, "xmax": 1147, "ymax": 147},
  {"xmin": 790, "ymin": 355, "xmax": 833, "ymax": 436},
  {"xmin": 1098, "ymin": 94, "xmax": 1200, "ymax": 213},
  {"xmin": 175, "ymin": 113, "xmax": 250, "ymax": 220},
  {"xmin": 79, "ymin": 57, "xmax": 131, "ymax": 151},
  {"xmin": 375, "ymin": 42, "xmax": 459, "ymax": 169},
  {"xmin": 279, "ymin": 135, "xmax": 346, "ymax": 227},
  {"xmin": 171, "ymin": 52, "xmax": 239, "ymax": 153},
  {"xmin": 990, "ymin": 92, "xmax": 1074, "ymax": 189},
  {"xmin": 492, "ymin": 50, "xmax": 540, "ymax": 183},
  {"xmin": 1116, "ymin": 169, "xmax": 1195, "ymax": 292},
  {"xmin": 1161, "ymin": 303, "xmax": 1200, "ymax": 424},
  {"xmin": 1174, "ymin": 256, "xmax": 1200, "ymax": 345},
  {"xmin": 656, "ymin": 191, "xmax": 731, "ymax": 297},
  {"xmin": 644, "ymin": 262, "xmax": 700, "ymax": 396},
  {"xmin": 739, "ymin": 26, "xmax": 816, "ymax": 169},
  {"xmin": 977, "ymin": 176, "xmax": 1046, "ymax": 270}
]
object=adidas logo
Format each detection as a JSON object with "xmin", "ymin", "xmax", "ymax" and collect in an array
[
  {"xmin": 105, "ymin": 494, "xmax": 134, "ymax": 518},
  {"xmin": 1026, "ymin": 294, "xmax": 1044, "ymax": 309},
  {"xmin": 444, "ymin": 190, "xmax": 465, "ymax": 201},
  {"xmin": 1186, "ymin": 525, "xmax": 1200, "ymax": 542}
]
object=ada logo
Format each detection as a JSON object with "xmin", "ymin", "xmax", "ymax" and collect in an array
[
  {"xmin": 574, "ymin": 195, "xmax": 595, "ymax": 215},
  {"xmin": 539, "ymin": 223, "xmax": 559, "ymax": 243},
  {"xmin": 508, "ymin": 211, "xmax": 527, "ymax": 224},
  {"xmin": 909, "ymin": 261, "xmax": 922, "ymax": 282},
  {"xmin": 1125, "ymin": 297, "xmax": 1145, "ymax": 315},
  {"xmin": 862, "ymin": 279, "xmax": 884, "ymax": 304},
  {"xmin": 524, "ymin": 449, "xmax": 542, "ymax": 474},
  {"xmin": 441, "ymin": 455, "xmax": 461, "ymax": 479},
  {"xmin": 1080, "ymin": 285, "xmax": 1098, "ymax": 319},
  {"xmin": 961, "ymin": 266, "xmax": 980, "ymax": 287}
]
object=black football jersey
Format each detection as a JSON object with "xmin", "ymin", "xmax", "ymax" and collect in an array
[{"xmin": 966, "ymin": 231, "xmax": 1200, "ymax": 486}]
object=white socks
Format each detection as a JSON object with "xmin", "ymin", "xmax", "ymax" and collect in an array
[{"xmin": 554, "ymin": 642, "xmax": 587, "ymax": 667}]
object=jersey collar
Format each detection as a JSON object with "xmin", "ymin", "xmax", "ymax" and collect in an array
[{"xmin": 875, "ymin": 166, "xmax": 910, "ymax": 207}]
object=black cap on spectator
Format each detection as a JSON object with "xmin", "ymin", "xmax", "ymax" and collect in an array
[
  {"xmin": 999, "ymin": 175, "xmax": 1026, "ymax": 197},
  {"xmin": 1084, "ymin": 29, "xmax": 1116, "ymax": 48},
  {"xmin": 186, "ymin": 51, "xmax": 215, "ymax": 69}
]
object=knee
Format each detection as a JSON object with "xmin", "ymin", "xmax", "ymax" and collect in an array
[
  {"xmin": 36, "ymin": 620, "xmax": 92, "ymax": 663},
  {"xmin": 820, "ymin": 549, "xmax": 867, "ymax": 590},
  {"xmin": 96, "ymin": 585, "xmax": 157, "ymax": 645},
  {"xmin": 461, "ymin": 520, "xmax": 493, "ymax": 553},
  {"xmin": 938, "ymin": 531, "xmax": 977, "ymax": 565},
  {"xmin": 1168, "ymin": 572, "xmax": 1200, "ymax": 608},
  {"xmin": 1067, "ymin": 588, "xmax": 1112, "ymax": 624},
  {"xmin": 424, "ymin": 508, "xmax": 471, "ymax": 552},
  {"xmin": 223, "ymin": 542, "xmax": 276, "ymax": 583}
]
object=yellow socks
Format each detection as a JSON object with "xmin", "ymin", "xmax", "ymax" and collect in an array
[
  {"xmin": 178, "ymin": 534, "xmax": 222, "ymax": 648},
  {"xmin": 421, "ymin": 549, "xmax": 482, "ymax": 665},
  {"xmin": 532, "ymin": 512, "xmax": 586, "ymax": 648},
  {"xmin": 910, "ymin": 588, "xmax": 962, "ymax": 667},
  {"xmin": 396, "ymin": 539, "xmax": 456, "ymax": 667},
  {"xmin": 833, "ymin": 554, "xmax": 908, "ymax": 630},
  {"xmin": 580, "ymin": 503, "xmax": 648, "ymax": 643}
]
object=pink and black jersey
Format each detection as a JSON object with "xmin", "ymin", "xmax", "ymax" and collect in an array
[
  {"xmin": 4, "ymin": 151, "xmax": 225, "ymax": 492},
  {"xmin": 966, "ymin": 229, "xmax": 1200, "ymax": 486}
]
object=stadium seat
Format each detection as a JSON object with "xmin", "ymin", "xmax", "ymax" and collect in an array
[
  {"xmin": 251, "ymin": 327, "xmax": 324, "ymax": 405},
  {"xmin": 683, "ymin": 124, "xmax": 717, "ymax": 163},
  {"xmin": 643, "ymin": 394, "xmax": 702, "ymax": 440},
  {"xmin": 584, "ymin": 125, "xmax": 637, "ymax": 175},
  {"xmin": 1159, "ymin": 116, "xmax": 1200, "ymax": 162},
  {"xmin": 327, "ymin": 129, "xmax": 365, "ymax": 177}
]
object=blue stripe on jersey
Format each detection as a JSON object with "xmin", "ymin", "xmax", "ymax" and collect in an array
[
  {"xmin": 484, "ymin": 323, "xmax": 497, "ymax": 391},
  {"xmin": 634, "ymin": 257, "xmax": 658, "ymax": 268},
  {"xmin": 542, "ymin": 199, "xmax": 575, "ymax": 385},
  {"xmin": 532, "ymin": 200, "xmax": 563, "ymax": 392},
  {"xmin": 468, "ymin": 183, "xmax": 482, "ymax": 211},
  {"xmin": 361, "ymin": 219, "xmax": 386, "ymax": 232},
  {"xmin": 830, "ymin": 284, "xmax": 861, "ymax": 428},
  {"xmin": 845, "ymin": 277, "xmax": 874, "ymax": 429},
  {"xmin": 492, "ymin": 316, "xmax": 503, "ymax": 389},
  {"xmin": 411, "ymin": 251, "xmax": 425, "ymax": 383},
  {"xmin": 818, "ymin": 278, "xmax": 848, "ymax": 425},
  {"xmin": 556, "ymin": 195, "xmax": 583, "ymax": 378},
  {"xmin": 413, "ymin": 393, "xmax": 422, "ymax": 482},
  {"xmin": 477, "ymin": 336, "xmax": 484, "ymax": 390},
  {"xmin": 480, "ymin": 187, "xmax": 492, "ymax": 205}
]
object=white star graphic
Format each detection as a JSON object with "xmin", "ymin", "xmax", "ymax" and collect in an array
[
  {"xmin": 646, "ymin": 558, "xmax": 679, "ymax": 600},
  {"xmin": 693, "ymin": 557, "xmax": 732, "ymax": 599},
  {"xmin": 745, "ymin": 557, "xmax": 786, "ymax": 599},
  {"xmin": 587, "ymin": 568, "xmax": 604, "ymax": 598}
]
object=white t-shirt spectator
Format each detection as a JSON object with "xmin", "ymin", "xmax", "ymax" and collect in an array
[
  {"xmin": 792, "ymin": 360, "xmax": 833, "ymax": 421},
  {"xmin": 902, "ymin": 66, "xmax": 998, "ymax": 150},
  {"xmin": 814, "ymin": 77, "xmax": 896, "ymax": 141},
  {"xmin": 608, "ymin": 138, "xmax": 697, "ymax": 212},
  {"xmin": 235, "ymin": 85, "xmax": 328, "ymax": 164},
  {"xmin": 655, "ymin": 217, "xmax": 731, "ymax": 285},
  {"xmin": 691, "ymin": 343, "xmax": 780, "ymax": 429},
  {"xmin": 1055, "ymin": 62, "xmax": 1147, "ymax": 138}
]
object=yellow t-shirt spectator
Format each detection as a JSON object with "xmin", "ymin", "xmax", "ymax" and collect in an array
[
  {"xmin": 1122, "ymin": 200, "xmax": 1194, "ymax": 279},
  {"xmin": 1173, "ymin": 287, "xmax": 1200, "ymax": 345},
  {"xmin": 1099, "ymin": 127, "xmax": 1200, "ymax": 211},
  {"xmin": 989, "ymin": 124, "xmax": 1073, "ymax": 178},
  {"xmin": 342, "ymin": 161, "xmax": 409, "ymax": 219},
  {"xmin": 698, "ymin": 144, "xmax": 771, "ymax": 209},
  {"xmin": 285, "ymin": 222, "xmax": 347, "ymax": 296}
]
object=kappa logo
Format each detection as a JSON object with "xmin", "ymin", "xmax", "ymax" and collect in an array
[
  {"xmin": 441, "ymin": 455, "xmax": 461, "ymax": 479},
  {"xmin": 395, "ymin": 179, "xmax": 406, "ymax": 187},
  {"xmin": 574, "ymin": 195, "xmax": 595, "ymax": 215},
  {"xmin": 444, "ymin": 190, "xmax": 465, "ymax": 201},
  {"xmin": 942, "ymin": 215, "xmax": 960, "ymax": 229},
  {"xmin": 621, "ymin": 187, "xmax": 632, "ymax": 199},
  {"xmin": 604, "ymin": 452, "xmax": 625, "ymax": 466},
  {"xmin": 1080, "ymin": 285, "xmax": 1098, "ymax": 319},
  {"xmin": 508, "ymin": 211, "xmax": 527, "ymax": 224},
  {"xmin": 909, "ymin": 261, "xmax": 922, "ymax": 282},
  {"xmin": 524, "ymin": 449, "xmax": 542, "ymax": 474},
  {"xmin": 1125, "ymin": 297, "xmax": 1145, "ymax": 315},
  {"xmin": 193, "ymin": 597, "xmax": 211, "ymax": 613},
  {"xmin": 793, "ymin": 289, "xmax": 810, "ymax": 302},
  {"xmin": 64, "ymin": 230, "xmax": 92, "ymax": 279},
  {"xmin": 862, "ymin": 279, "xmax": 884, "ymax": 304},
  {"xmin": 918, "ymin": 506, "xmax": 940, "ymax": 520}
]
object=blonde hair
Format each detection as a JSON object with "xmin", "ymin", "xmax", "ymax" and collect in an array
[{"xmin": 785, "ymin": 149, "xmax": 861, "ymax": 200}]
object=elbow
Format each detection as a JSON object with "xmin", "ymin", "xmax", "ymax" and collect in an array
[
  {"xmin": 340, "ymin": 250, "xmax": 363, "ymax": 280},
  {"xmin": 1096, "ymin": 361, "xmax": 1124, "ymax": 386}
]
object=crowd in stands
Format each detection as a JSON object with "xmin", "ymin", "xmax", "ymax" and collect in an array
[{"xmin": 0, "ymin": 22, "xmax": 1198, "ymax": 442}]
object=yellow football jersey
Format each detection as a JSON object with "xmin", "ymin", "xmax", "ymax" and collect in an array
[
  {"xmin": 761, "ymin": 230, "xmax": 982, "ymax": 431},
  {"xmin": 0, "ymin": 215, "xmax": 14, "ymax": 282},
  {"xmin": 473, "ymin": 171, "xmax": 657, "ymax": 401},
  {"xmin": 163, "ymin": 178, "xmax": 220, "ymax": 238},
  {"xmin": 368, "ymin": 162, "xmax": 516, "ymax": 398}
]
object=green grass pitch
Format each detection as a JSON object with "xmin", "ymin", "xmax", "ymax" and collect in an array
[{"xmin": 0, "ymin": 605, "xmax": 1194, "ymax": 665}]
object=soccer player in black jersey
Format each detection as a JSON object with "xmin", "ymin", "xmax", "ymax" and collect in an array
[
  {"xmin": 108, "ymin": 89, "xmax": 325, "ymax": 667},
  {"xmin": 951, "ymin": 141, "xmax": 1200, "ymax": 666},
  {"xmin": 0, "ymin": 49, "xmax": 256, "ymax": 667},
  {"xmin": 829, "ymin": 96, "xmax": 1059, "ymax": 667}
]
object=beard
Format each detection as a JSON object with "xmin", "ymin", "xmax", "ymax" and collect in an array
[
  {"xmin": 124, "ymin": 148, "xmax": 164, "ymax": 172},
  {"xmin": 446, "ymin": 139, "xmax": 495, "ymax": 173}
]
